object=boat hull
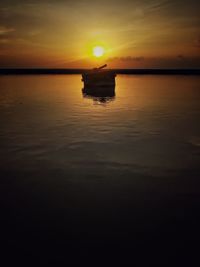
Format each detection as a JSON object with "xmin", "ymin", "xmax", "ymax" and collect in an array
[
  {"xmin": 82, "ymin": 85, "xmax": 115, "ymax": 97},
  {"xmin": 82, "ymin": 70, "xmax": 116, "ymax": 89}
]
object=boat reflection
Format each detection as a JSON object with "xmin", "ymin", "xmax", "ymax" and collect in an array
[{"xmin": 82, "ymin": 86, "xmax": 115, "ymax": 105}]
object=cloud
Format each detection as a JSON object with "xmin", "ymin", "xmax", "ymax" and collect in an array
[
  {"xmin": 0, "ymin": 26, "xmax": 14, "ymax": 35},
  {"xmin": 0, "ymin": 25, "xmax": 15, "ymax": 47},
  {"xmin": 108, "ymin": 56, "xmax": 144, "ymax": 62},
  {"xmin": 194, "ymin": 38, "xmax": 200, "ymax": 48},
  {"xmin": 177, "ymin": 54, "xmax": 185, "ymax": 60},
  {"xmin": 0, "ymin": 38, "xmax": 9, "ymax": 43}
]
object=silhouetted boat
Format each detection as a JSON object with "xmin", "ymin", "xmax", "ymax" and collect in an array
[
  {"xmin": 82, "ymin": 64, "xmax": 116, "ymax": 89},
  {"xmin": 82, "ymin": 86, "xmax": 115, "ymax": 98}
]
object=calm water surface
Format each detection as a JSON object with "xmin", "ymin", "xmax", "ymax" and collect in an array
[{"xmin": 1, "ymin": 75, "xmax": 200, "ymax": 265}]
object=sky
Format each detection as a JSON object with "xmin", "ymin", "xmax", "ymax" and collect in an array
[{"xmin": 0, "ymin": 0, "xmax": 200, "ymax": 68}]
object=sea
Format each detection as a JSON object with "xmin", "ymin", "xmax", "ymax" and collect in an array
[{"xmin": 0, "ymin": 74, "xmax": 200, "ymax": 265}]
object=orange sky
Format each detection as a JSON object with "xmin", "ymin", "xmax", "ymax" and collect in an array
[{"xmin": 0, "ymin": 0, "xmax": 200, "ymax": 68}]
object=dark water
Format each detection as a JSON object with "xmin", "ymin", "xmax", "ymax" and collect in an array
[{"xmin": 1, "ymin": 75, "xmax": 200, "ymax": 265}]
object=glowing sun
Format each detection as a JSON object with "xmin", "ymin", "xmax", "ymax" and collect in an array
[{"xmin": 93, "ymin": 46, "xmax": 105, "ymax": 57}]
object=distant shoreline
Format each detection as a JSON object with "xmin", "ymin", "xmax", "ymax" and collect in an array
[{"xmin": 0, "ymin": 69, "xmax": 200, "ymax": 75}]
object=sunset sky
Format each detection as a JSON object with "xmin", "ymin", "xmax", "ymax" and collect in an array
[{"xmin": 0, "ymin": 0, "xmax": 199, "ymax": 68}]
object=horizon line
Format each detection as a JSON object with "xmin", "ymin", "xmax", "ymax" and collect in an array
[{"xmin": 0, "ymin": 68, "xmax": 200, "ymax": 75}]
